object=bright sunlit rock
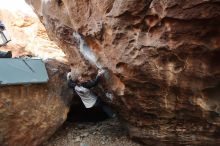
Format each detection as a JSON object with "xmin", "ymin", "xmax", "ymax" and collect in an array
[
  {"xmin": 0, "ymin": 0, "xmax": 66, "ymax": 62},
  {"xmin": 0, "ymin": 0, "xmax": 35, "ymax": 15}
]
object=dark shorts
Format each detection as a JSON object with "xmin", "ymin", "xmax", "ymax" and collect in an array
[{"xmin": 94, "ymin": 98, "xmax": 102, "ymax": 107}]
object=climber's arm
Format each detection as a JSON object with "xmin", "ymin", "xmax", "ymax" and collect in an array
[
  {"xmin": 81, "ymin": 75, "xmax": 101, "ymax": 89},
  {"xmin": 68, "ymin": 79, "xmax": 77, "ymax": 89}
]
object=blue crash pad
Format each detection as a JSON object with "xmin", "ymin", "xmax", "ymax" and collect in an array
[{"xmin": 0, "ymin": 58, "xmax": 49, "ymax": 85}]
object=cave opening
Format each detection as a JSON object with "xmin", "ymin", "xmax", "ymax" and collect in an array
[{"xmin": 66, "ymin": 100, "xmax": 112, "ymax": 123}]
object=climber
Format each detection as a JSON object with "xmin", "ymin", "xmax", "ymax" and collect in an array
[
  {"xmin": 67, "ymin": 68, "xmax": 115, "ymax": 118},
  {"xmin": 0, "ymin": 20, "xmax": 12, "ymax": 58}
]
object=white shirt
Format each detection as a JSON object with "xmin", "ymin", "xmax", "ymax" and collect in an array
[{"xmin": 75, "ymin": 85, "xmax": 98, "ymax": 108}]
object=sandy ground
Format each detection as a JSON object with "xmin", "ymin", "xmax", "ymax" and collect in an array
[{"xmin": 42, "ymin": 117, "xmax": 142, "ymax": 146}]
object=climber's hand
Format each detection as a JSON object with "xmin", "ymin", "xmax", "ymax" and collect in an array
[{"xmin": 97, "ymin": 69, "xmax": 105, "ymax": 77}]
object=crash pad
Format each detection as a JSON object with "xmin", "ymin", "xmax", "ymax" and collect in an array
[{"xmin": 0, "ymin": 58, "xmax": 48, "ymax": 85}]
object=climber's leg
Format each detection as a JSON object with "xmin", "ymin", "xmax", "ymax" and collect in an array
[
  {"xmin": 101, "ymin": 103, "xmax": 116, "ymax": 118},
  {"xmin": 94, "ymin": 98, "xmax": 115, "ymax": 118}
]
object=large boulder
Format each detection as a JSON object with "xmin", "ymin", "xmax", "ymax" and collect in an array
[
  {"xmin": 0, "ymin": 59, "xmax": 72, "ymax": 146},
  {"xmin": 25, "ymin": 0, "xmax": 220, "ymax": 145}
]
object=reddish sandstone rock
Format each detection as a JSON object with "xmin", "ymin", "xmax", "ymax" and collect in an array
[
  {"xmin": 0, "ymin": 60, "xmax": 72, "ymax": 146},
  {"xmin": 26, "ymin": 0, "xmax": 220, "ymax": 145}
]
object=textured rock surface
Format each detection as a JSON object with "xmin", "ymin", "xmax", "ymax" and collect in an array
[
  {"xmin": 26, "ymin": 0, "xmax": 220, "ymax": 145},
  {"xmin": 0, "ymin": 60, "xmax": 72, "ymax": 146}
]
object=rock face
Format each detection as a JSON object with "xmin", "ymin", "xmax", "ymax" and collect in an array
[
  {"xmin": 0, "ymin": 60, "xmax": 72, "ymax": 146},
  {"xmin": 26, "ymin": 0, "xmax": 220, "ymax": 145}
]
